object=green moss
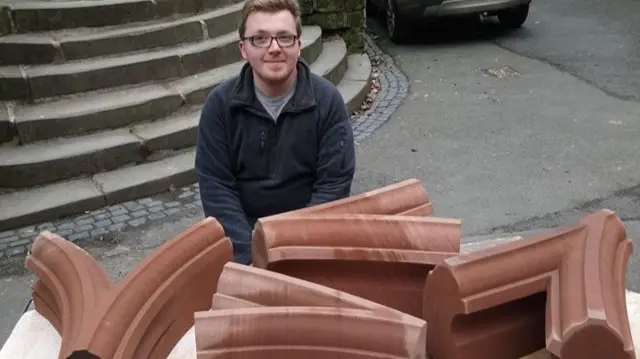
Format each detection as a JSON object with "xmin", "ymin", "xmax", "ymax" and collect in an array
[
  {"xmin": 312, "ymin": 0, "xmax": 364, "ymax": 13},
  {"xmin": 0, "ymin": 7, "xmax": 13, "ymax": 36},
  {"xmin": 343, "ymin": 26, "xmax": 365, "ymax": 53},
  {"xmin": 299, "ymin": 0, "xmax": 314, "ymax": 16}
]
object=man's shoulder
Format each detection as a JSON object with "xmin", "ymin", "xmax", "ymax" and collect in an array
[
  {"xmin": 206, "ymin": 75, "xmax": 239, "ymax": 103},
  {"xmin": 199, "ymin": 75, "xmax": 240, "ymax": 127},
  {"xmin": 309, "ymin": 72, "xmax": 343, "ymax": 103}
]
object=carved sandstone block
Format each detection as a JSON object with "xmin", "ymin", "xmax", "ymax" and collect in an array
[
  {"xmin": 252, "ymin": 213, "xmax": 461, "ymax": 317},
  {"xmin": 211, "ymin": 262, "xmax": 420, "ymax": 323},
  {"xmin": 25, "ymin": 217, "xmax": 233, "ymax": 359},
  {"xmin": 269, "ymin": 178, "xmax": 434, "ymax": 218},
  {"xmin": 194, "ymin": 307, "xmax": 426, "ymax": 359},
  {"xmin": 197, "ymin": 263, "xmax": 427, "ymax": 358},
  {"xmin": 424, "ymin": 209, "xmax": 635, "ymax": 359}
]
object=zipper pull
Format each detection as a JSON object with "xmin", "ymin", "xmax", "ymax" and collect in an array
[{"xmin": 260, "ymin": 130, "xmax": 266, "ymax": 149}]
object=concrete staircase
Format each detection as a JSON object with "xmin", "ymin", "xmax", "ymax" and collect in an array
[{"xmin": 0, "ymin": 0, "xmax": 373, "ymax": 231}]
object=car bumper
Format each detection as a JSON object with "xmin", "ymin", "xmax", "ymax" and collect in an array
[
  {"xmin": 396, "ymin": 0, "xmax": 530, "ymax": 19},
  {"xmin": 427, "ymin": 0, "xmax": 531, "ymax": 16}
]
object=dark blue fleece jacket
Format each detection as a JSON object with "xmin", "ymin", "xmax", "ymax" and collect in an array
[{"xmin": 194, "ymin": 60, "xmax": 356, "ymax": 264}]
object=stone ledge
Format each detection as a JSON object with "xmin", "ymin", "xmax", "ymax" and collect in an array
[
  {"xmin": 0, "ymin": 2, "xmax": 243, "ymax": 65},
  {"xmin": 3, "ymin": 0, "xmax": 243, "ymax": 33}
]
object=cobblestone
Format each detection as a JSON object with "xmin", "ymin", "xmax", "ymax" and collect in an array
[
  {"xmin": 128, "ymin": 218, "xmax": 147, "ymax": 227},
  {"xmin": 109, "ymin": 223, "xmax": 127, "ymax": 232},
  {"xmin": 7, "ymin": 247, "xmax": 25, "ymax": 257},
  {"xmin": 148, "ymin": 206, "xmax": 164, "ymax": 213},
  {"xmin": 112, "ymin": 214, "xmax": 131, "ymax": 223},
  {"xmin": 91, "ymin": 228, "xmax": 110, "ymax": 238},
  {"xmin": 75, "ymin": 224, "xmax": 94, "ymax": 232},
  {"xmin": 0, "ymin": 235, "xmax": 18, "ymax": 245},
  {"xmin": 9, "ymin": 239, "xmax": 30, "ymax": 248},
  {"xmin": 76, "ymin": 218, "xmax": 95, "ymax": 226},
  {"xmin": 69, "ymin": 232, "xmax": 90, "ymax": 242},
  {"xmin": 95, "ymin": 219, "xmax": 112, "ymax": 228},
  {"xmin": 148, "ymin": 213, "xmax": 167, "ymax": 220},
  {"xmin": 0, "ymin": 32, "xmax": 408, "ymax": 259},
  {"xmin": 131, "ymin": 210, "xmax": 149, "ymax": 218}
]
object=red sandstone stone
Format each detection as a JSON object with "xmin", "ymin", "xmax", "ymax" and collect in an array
[
  {"xmin": 212, "ymin": 262, "xmax": 420, "ymax": 322},
  {"xmin": 423, "ymin": 209, "xmax": 635, "ymax": 359},
  {"xmin": 251, "ymin": 213, "xmax": 461, "ymax": 318},
  {"xmin": 194, "ymin": 306, "xmax": 426, "ymax": 359},
  {"xmin": 268, "ymin": 178, "xmax": 434, "ymax": 218},
  {"xmin": 25, "ymin": 217, "xmax": 233, "ymax": 359},
  {"xmin": 20, "ymin": 179, "xmax": 637, "ymax": 359},
  {"xmin": 196, "ymin": 262, "xmax": 427, "ymax": 359}
]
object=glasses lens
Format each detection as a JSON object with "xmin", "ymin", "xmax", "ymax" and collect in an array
[
  {"xmin": 252, "ymin": 35, "xmax": 271, "ymax": 47},
  {"xmin": 277, "ymin": 35, "xmax": 296, "ymax": 46}
]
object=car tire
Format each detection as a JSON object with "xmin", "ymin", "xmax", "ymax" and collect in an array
[
  {"xmin": 497, "ymin": 4, "xmax": 530, "ymax": 29},
  {"xmin": 386, "ymin": 0, "xmax": 413, "ymax": 43}
]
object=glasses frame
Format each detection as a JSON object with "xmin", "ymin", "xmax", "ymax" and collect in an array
[{"xmin": 242, "ymin": 34, "xmax": 299, "ymax": 48}]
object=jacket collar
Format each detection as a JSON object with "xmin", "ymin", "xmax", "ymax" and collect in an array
[{"xmin": 228, "ymin": 58, "xmax": 317, "ymax": 114}]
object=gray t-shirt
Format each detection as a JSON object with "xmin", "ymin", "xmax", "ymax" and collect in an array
[{"xmin": 255, "ymin": 81, "xmax": 296, "ymax": 122}]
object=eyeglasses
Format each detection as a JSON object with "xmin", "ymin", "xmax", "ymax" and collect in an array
[{"xmin": 242, "ymin": 34, "xmax": 298, "ymax": 48}]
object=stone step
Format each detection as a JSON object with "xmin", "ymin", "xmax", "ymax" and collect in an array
[
  {"xmin": 338, "ymin": 53, "xmax": 373, "ymax": 114},
  {"xmin": 0, "ymin": 52, "xmax": 373, "ymax": 231},
  {"xmin": 1, "ymin": 0, "xmax": 243, "ymax": 34},
  {"xmin": 3, "ymin": 25, "xmax": 323, "ymax": 144},
  {"xmin": 0, "ymin": 2, "xmax": 244, "ymax": 65},
  {"xmin": 0, "ymin": 37, "xmax": 348, "ymax": 189},
  {"xmin": 0, "ymin": 22, "xmax": 322, "ymax": 102}
]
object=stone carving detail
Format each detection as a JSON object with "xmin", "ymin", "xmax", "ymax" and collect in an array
[
  {"xmin": 252, "ymin": 214, "xmax": 461, "ymax": 318},
  {"xmin": 424, "ymin": 209, "xmax": 635, "ymax": 359},
  {"xmin": 197, "ymin": 262, "xmax": 427, "ymax": 359},
  {"xmin": 25, "ymin": 218, "xmax": 233, "ymax": 359},
  {"xmin": 195, "ymin": 306, "xmax": 426, "ymax": 359},
  {"xmin": 269, "ymin": 178, "xmax": 434, "ymax": 218}
]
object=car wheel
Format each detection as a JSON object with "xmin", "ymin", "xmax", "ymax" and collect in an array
[
  {"xmin": 497, "ymin": 4, "xmax": 530, "ymax": 29},
  {"xmin": 386, "ymin": 0, "xmax": 412, "ymax": 43}
]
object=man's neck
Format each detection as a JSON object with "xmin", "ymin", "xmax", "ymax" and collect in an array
[{"xmin": 253, "ymin": 67, "xmax": 298, "ymax": 98}]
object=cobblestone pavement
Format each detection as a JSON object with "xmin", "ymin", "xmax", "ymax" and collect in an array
[{"xmin": 0, "ymin": 33, "xmax": 410, "ymax": 262}]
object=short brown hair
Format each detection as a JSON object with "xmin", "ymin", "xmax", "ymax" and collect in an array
[{"xmin": 238, "ymin": 0, "xmax": 303, "ymax": 39}]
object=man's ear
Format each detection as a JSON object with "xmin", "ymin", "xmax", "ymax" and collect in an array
[{"xmin": 239, "ymin": 40, "xmax": 248, "ymax": 61}]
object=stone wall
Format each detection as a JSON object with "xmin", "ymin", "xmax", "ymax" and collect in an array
[{"xmin": 300, "ymin": 0, "xmax": 366, "ymax": 53}]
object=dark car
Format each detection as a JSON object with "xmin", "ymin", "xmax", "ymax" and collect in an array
[{"xmin": 369, "ymin": 0, "xmax": 532, "ymax": 42}]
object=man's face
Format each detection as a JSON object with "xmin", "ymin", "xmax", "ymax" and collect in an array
[{"xmin": 239, "ymin": 10, "xmax": 301, "ymax": 84}]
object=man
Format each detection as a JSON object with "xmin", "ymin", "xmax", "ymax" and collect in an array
[{"xmin": 195, "ymin": 0, "xmax": 356, "ymax": 264}]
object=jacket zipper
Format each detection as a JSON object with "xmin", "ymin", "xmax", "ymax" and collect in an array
[{"xmin": 340, "ymin": 137, "xmax": 345, "ymax": 169}]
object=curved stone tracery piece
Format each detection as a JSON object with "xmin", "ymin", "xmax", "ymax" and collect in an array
[
  {"xmin": 423, "ymin": 209, "xmax": 635, "ymax": 359},
  {"xmin": 252, "ymin": 214, "xmax": 461, "ymax": 317},
  {"xmin": 24, "ymin": 217, "xmax": 233, "ymax": 359},
  {"xmin": 212, "ymin": 262, "xmax": 422, "ymax": 324},
  {"xmin": 268, "ymin": 178, "xmax": 434, "ymax": 218},
  {"xmin": 26, "ymin": 231, "xmax": 112, "ymax": 359},
  {"xmin": 194, "ymin": 306, "xmax": 427, "ymax": 359}
]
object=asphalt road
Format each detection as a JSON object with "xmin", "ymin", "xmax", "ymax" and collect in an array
[
  {"xmin": 360, "ymin": 0, "xmax": 640, "ymax": 282},
  {"xmin": 492, "ymin": 0, "xmax": 640, "ymax": 102}
]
